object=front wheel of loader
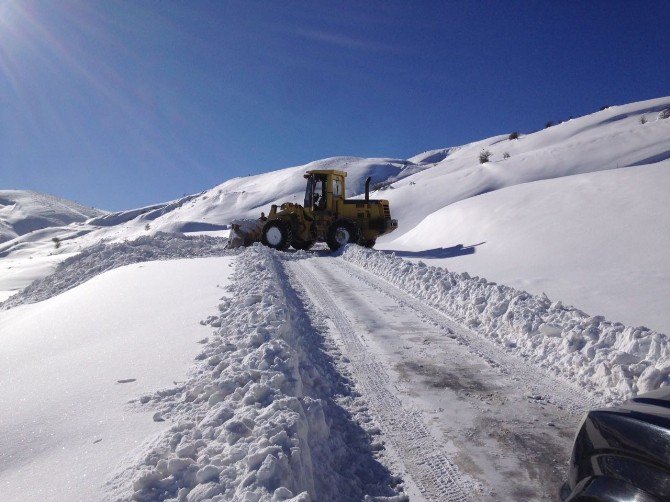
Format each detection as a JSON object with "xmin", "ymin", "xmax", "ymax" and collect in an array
[
  {"xmin": 261, "ymin": 220, "xmax": 293, "ymax": 251},
  {"xmin": 327, "ymin": 219, "xmax": 360, "ymax": 251}
]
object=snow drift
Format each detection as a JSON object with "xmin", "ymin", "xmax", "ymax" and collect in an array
[{"xmin": 1, "ymin": 233, "xmax": 230, "ymax": 310}]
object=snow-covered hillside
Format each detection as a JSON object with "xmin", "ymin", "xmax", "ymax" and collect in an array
[
  {"xmin": 376, "ymin": 97, "xmax": 670, "ymax": 239},
  {"xmin": 388, "ymin": 161, "xmax": 670, "ymax": 333},
  {"xmin": 2, "ymin": 96, "xmax": 669, "ymax": 331},
  {"xmin": 0, "ymin": 190, "xmax": 105, "ymax": 243},
  {"xmin": 2, "ymin": 96, "xmax": 670, "ymax": 501}
]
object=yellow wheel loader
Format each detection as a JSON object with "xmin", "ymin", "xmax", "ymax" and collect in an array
[{"xmin": 228, "ymin": 169, "xmax": 398, "ymax": 251}]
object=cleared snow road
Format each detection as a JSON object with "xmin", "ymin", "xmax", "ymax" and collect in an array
[{"xmin": 287, "ymin": 254, "xmax": 593, "ymax": 501}]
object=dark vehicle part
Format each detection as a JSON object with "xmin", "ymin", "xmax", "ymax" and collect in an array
[
  {"xmin": 561, "ymin": 387, "xmax": 670, "ymax": 501},
  {"xmin": 261, "ymin": 220, "xmax": 293, "ymax": 251},
  {"xmin": 292, "ymin": 240, "xmax": 315, "ymax": 251},
  {"xmin": 327, "ymin": 219, "xmax": 360, "ymax": 251}
]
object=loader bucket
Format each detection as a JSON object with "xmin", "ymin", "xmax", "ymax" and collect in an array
[{"xmin": 226, "ymin": 219, "xmax": 265, "ymax": 248}]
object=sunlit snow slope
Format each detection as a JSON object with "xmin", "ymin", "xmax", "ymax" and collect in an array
[
  {"xmin": 0, "ymin": 256, "xmax": 234, "ymax": 501},
  {"xmin": 374, "ymin": 97, "xmax": 670, "ymax": 239},
  {"xmin": 388, "ymin": 161, "xmax": 670, "ymax": 332},
  {"xmin": 1, "ymin": 96, "xmax": 669, "ymax": 331},
  {"xmin": 0, "ymin": 190, "xmax": 105, "ymax": 244}
]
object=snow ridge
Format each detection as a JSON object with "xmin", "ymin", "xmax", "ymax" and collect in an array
[
  {"xmin": 112, "ymin": 245, "xmax": 402, "ymax": 502},
  {"xmin": 341, "ymin": 246, "xmax": 670, "ymax": 404},
  {"xmin": 0, "ymin": 189, "xmax": 106, "ymax": 243},
  {"xmin": 0, "ymin": 233, "xmax": 230, "ymax": 310}
]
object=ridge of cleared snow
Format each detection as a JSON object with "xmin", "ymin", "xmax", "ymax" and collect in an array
[
  {"xmin": 112, "ymin": 245, "xmax": 404, "ymax": 502},
  {"xmin": 0, "ymin": 233, "xmax": 230, "ymax": 310},
  {"xmin": 341, "ymin": 246, "xmax": 670, "ymax": 403}
]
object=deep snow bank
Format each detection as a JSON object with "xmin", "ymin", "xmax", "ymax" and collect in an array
[
  {"xmin": 342, "ymin": 246, "xmax": 670, "ymax": 404},
  {"xmin": 1, "ymin": 232, "xmax": 230, "ymax": 310},
  {"xmin": 386, "ymin": 161, "xmax": 670, "ymax": 334},
  {"xmin": 114, "ymin": 245, "xmax": 402, "ymax": 502}
]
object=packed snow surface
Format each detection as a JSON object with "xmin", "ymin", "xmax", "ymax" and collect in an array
[
  {"xmin": 0, "ymin": 256, "xmax": 235, "ymax": 502},
  {"xmin": 288, "ymin": 251, "xmax": 592, "ymax": 499},
  {"xmin": 341, "ymin": 246, "xmax": 670, "ymax": 403}
]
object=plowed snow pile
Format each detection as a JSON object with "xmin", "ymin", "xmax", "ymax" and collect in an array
[
  {"xmin": 342, "ymin": 246, "xmax": 670, "ymax": 403},
  {"xmin": 1, "ymin": 232, "xmax": 229, "ymax": 310},
  {"xmin": 385, "ymin": 161, "xmax": 670, "ymax": 334},
  {"xmin": 111, "ymin": 245, "xmax": 402, "ymax": 502}
]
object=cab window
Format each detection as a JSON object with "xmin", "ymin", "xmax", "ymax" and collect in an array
[
  {"xmin": 333, "ymin": 178, "xmax": 343, "ymax": 197},
  {"xmin": 304, "ymin": 176, "xmax": 314, "ymax": 207}
]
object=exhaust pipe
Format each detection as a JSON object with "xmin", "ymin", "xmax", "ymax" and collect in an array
[{"xmin": 365, "ymin": 176, "xmax": 371, "ymax": 202}]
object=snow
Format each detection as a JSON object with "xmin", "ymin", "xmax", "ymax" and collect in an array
[
  {"xmin": 0, "ymin": 252, "xmax": 71, "ymax": 302},
  {"xmin": 0, "ymin": 190, "xmax": 105, "ymax": 244},
  {"xmin": 375, "ymin": 97, "xmax": 670, "ymax": 240},
  {"xmin": 289, "ymin": 253, "xmax": 586, "ymax": 499},
  {"xmin": 384, "ymin": 161, "xmax": 670, "ymax": 334},
  {"xmin": 1, "ymin": 95, "xmax": 670, "ymax": 500},
  {"xmin": 341, "ymin": 245, "xmax": 670, "ymax": 403},
  {"xmin": 0, "ymin": 256, "xmax": 235, "ymax": 502},
  {"xmin": 1, "ymin": 233, "xmax": 230, "ymax": 310},
  {"xmin": 2, "ymin": 98, "xmax": 669, "ymax": 336},
  {"xmin": 112, "ymin": 245, "xmax": 403, "ymax": 502}
]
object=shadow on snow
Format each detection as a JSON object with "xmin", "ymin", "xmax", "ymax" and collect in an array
[{"xmin": 380, "ymin": 242, "xmax": 484, "ymax": 259}]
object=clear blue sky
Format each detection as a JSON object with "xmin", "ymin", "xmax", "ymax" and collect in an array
[{"xmin": 1, "ymin": 0, "xmax": 668, "ymax": 210}]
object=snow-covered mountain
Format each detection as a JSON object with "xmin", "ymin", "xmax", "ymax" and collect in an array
[
  {"xmin": 0, "ymin": 190, "xmax": 105, "ymax": 244},
  {"xmin": 378, "ymin": 97, "xmax": 670, "ymax": 239},
  {"xmin": 1, "ymin": 96, "xmax": 670, "ymax": 501},
  {"xmin": 2, "ymin": 96, "xmax": 669, "ymax": 330}
]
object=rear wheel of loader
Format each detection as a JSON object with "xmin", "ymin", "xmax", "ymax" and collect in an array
[
  {"xmin": 261, "ymin": 220, "xmax": 293, "ymax": 251},
  {"xmin": 292, "ymin": 240, "xmax": 315, "ymax": 251},
  {"xmin": 327, "ymin": 219, "xmax": 360, "ymax": 251}
]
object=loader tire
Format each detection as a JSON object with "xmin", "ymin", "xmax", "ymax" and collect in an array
[
  {"xmin": 360, "ymin": 238, "xmax": 376, "ymax": 248},
  {"xmin": 327, "ymin": 219, "xmax": 360, "ymax": 251},
  {"xmin": 292, "ymin": 240, "xmax": 315, "ymax": 251},
  {"xmin": 261, "ymin": 220, "xmax": 293, "ymax": 251}
]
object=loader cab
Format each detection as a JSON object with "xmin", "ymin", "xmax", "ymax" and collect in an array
[{"xmin": 303, "ymin": 170, "xmax": 347, "ymax": 213}]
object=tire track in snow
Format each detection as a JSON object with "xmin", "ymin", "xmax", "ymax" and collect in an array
[
  {"xmin": 337, "ymin": 257, "xmax": 602, "ymax": 414},
  {"xmin": 288, "ymin": 258, "xmax": 473, "ymax": 502}
]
